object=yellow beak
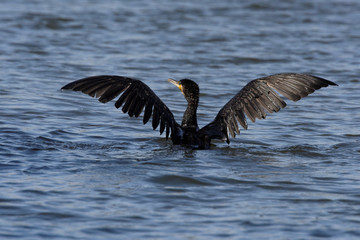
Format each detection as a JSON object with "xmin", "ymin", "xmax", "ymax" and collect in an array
[{"xmin": 168, "ymin": 78, "xmax": 183, "ymax": 93}]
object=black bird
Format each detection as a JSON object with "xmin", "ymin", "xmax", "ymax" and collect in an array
[{"xmin": 61, "ymin": 73, "xmax": 337, "ymax": 149}]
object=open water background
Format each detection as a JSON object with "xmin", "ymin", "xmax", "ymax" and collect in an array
[{"xmin": 1, "ymin": 0, "xmax": 360, "ymax": 239}]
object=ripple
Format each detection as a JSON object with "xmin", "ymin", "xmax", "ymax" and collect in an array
[
  {"xmin": 276, "ymin": 144, "xmax": 329, "ymax": 158},
  {"xmin": 36, "ymin": 211, "xmax": 79, "ymax": 220},
  {"xmin": 150, "ymin": 174, "xmax": 213, "ymax": 186}
]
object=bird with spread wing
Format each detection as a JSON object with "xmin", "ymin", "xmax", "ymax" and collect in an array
[{"xmin": 61, "ymin": 73, "xmax": 337, "ymax": 149}]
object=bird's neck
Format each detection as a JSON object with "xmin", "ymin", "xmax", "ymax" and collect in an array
[{"xmin": 182, "ymin": 98, "xmax": 199, "ymax": 129}]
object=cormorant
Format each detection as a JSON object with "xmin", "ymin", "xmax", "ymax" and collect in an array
[{"xmin": 61, "ymin": 73, "xmax": 337, "ymax": 149}]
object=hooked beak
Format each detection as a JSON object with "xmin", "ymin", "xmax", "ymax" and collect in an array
[{"xmin": 168, "ymin": 78, "xmax": 183, "ymax": 93}]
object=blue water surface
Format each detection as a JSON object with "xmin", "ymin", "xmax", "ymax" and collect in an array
[{"xmin": 1, "ymin": 0, "xmax": 360, "ymax": 239}]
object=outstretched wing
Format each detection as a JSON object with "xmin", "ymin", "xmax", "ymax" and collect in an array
[
  {"xmin": 199, "ymin": 73, "xmax": 337, "ymax": 143},
  {"xmin": 61, "ymin": 75, "xmax": 180, "ymax": 139}
]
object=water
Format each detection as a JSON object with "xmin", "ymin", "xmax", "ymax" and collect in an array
[{"xmin": 1, "ymin": 0, "xmax": 360, "ymax": 239}]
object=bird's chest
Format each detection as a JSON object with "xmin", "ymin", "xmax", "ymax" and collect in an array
[{"xmin": 181, "ymin": 127, "xmax": 206, "ymax": 148}]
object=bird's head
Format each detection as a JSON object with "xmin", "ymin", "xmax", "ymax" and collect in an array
[{"xmin": 168, "ymin": 78, "xmax": 199, "ymax": 103}]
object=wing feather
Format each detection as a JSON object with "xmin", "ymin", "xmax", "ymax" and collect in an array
[
  {"xmin": 143, "ymin": 101, "xmax": 153, "ymax": 124},
  {"xmin": 152, "ymin": 105, "xmax": 160, "ymax": 130},
  {"xmin": 133, "ymin": 99, "xmax": 145, "ymax": 118},
  {"xmin": 199, "ymin": 73, "xmax": 337, "ymax": 143},
  {"xmin": 122, "ymin": 91, "xmax": 136, "ymax": 114},
  {"xmin": 114, "ymin": 86, "xmax": 132, "ymax": 108},
  {"xmin": 62, "ymin": 75, "xmax": 180, "ymax": 139}
]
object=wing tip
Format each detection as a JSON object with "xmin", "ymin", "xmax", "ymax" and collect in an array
[
  {"xmin": 61, "ymin": 83, "xmax": 73, "ymax": 90},
  {"xmin": 310, "ymin": 75, "xmax": 338, "ymax": 87}
]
